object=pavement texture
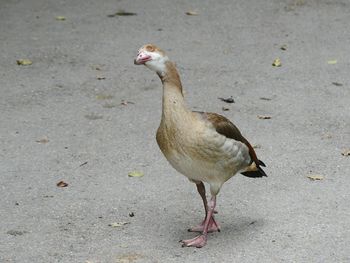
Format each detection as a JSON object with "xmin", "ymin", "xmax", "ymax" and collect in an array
[{"xmin": 1, "ymin": 0, "xmax": 350, "ymax": 262}]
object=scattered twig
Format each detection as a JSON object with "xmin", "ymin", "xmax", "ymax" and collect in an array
[
  {"xmin": 79, "ymin": 161, "xmax": 88, "ymax": 167},
  {"xmin": 259, "ymin": 97, "xmax": 272, "ymax": 101}
]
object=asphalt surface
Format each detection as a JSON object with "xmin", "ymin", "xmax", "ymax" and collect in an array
[{"xmin": 1, "ymin": 0, "xmax": 350, "ymax": 262}]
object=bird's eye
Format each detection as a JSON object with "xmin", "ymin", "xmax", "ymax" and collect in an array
[{"xmin": 146, "ymin": 45, "xmax": 155, "ymax": 52}]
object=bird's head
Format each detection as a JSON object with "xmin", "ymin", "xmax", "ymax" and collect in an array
[{"xmin": 134, "ymin": 44, "xmax": 169, "ymax": 75}]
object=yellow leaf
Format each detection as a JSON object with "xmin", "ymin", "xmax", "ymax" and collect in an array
[
  {"xmin": 272, "ymin": 58, "xmax": 281, "ymax": 67},
  {"xmin": 116, "ymin": 254, "xmax": 143, "ymax": 263},
  {"xmin": 103, "ymin": 103, "xmax": 117, "ymax": 108},
  {"xmin": 16, "ymin": 59, "xmax": 32, "ymax": 66},
  {"xmin": 128, "ymin": 171, "xmax": 144, "ymax": 177},
  {"xmin": 307, "ymin": 175, "xmax": 324, "ymax": 181},
  {"xmin": 327, "ymin": 60, "xmax": 337, "ymax": 65},
  {"xmin": 96, "ymin": 94, "xmax": 113, "ymax": 100},
  {"xmin": 55, "ymin": 16, "xmax": 66, "ymax": 21},
  {"xmin": 119, "ymin": 244, "xmax": 128, "ymax": 248},
  {"xmin": 186, "ymin": 11, "xmax": 198, "ymax": 16}
]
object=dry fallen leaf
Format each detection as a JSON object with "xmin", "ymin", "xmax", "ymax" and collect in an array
[
  {"xmin": 258, "ymin": 115, "xmax": 271, "ymax": 119},
  {"xmin": 55, "ymin": 16, "xmax": 66, "ymax": 21},
  {"xmin": 96, "ymin": 94, "xmax": 113, "ymax": 100},
  {"xmin": 7, "ymin": 230, "xmax": 28, "ymax": 236},
  {"xmin": 280, "ymin": 45, "xmax": 287, "ymax": 51},
  {"xmin": 322, "ymin": 133, "xmax": 332, "ymax": 139},
  {"xmin": 341, "ymin": 149, "xmax": 350, "ymax": 156},
  {"xmin": 57, "ymin": 181, "xmax": 68, "ymax": 187},
  {"xmin": 121, "ymin": 100, "xmax": 135, "ymax": 106},
  {"xmin": 284, "ymin": 0, "xmax": 306, "ymax": 11},
  {"xmin": 109, "ymin": 222, "xmax": 129, "ymax": 227},
  {"xmin": 128, "ymin": 171, "xmax": 144, "ymax": 178},
  {"xmin": 116, "ymin": 253, "xmax": 143, "ymax": 263},
  {"xmin": 307, "ymin": 175, "xmax": 324, "ymax": 181},
  {"xmin": 92, "ymin": 65, "xmax": 103, "ymax": 70},
  {"xmin": 16, "ymin": 59, "xmax": 32, "ymax": 66},
  {"xmin": 218, "ymin": 97, "xmax": 235, "ymax": 103},
  {"xmin": 119, "ymin": 244, "xmax": 129, "ymax": 248},
  {"xmin": 272, "ymin": 58, "xmax": 282, "ymax": 67},
  {"xmin": 327, "ymin": 60, "xmax": 337, "ymax": 65},
  {"xmin": 103, "ymin": 103, "xmax": 117, "ymax": 108},
  {"xmin": 36, "ymin": 137, "xmax": 49, "ymax": 144},
  {"xmin": 332, "ymin": 82, "xmax": 343, "ymax": 87},
  {"xmin": 186, "ymin": 11, "xmax": 199, "ymax": 16},
  {"xmin": 108, "ymin": 10, "xmax": 137, "ymax": 17}
]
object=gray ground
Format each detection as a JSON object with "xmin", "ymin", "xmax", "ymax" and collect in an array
[{"xmin": 1, "ymin": 0, "xmax": 350, "ymax": 262}]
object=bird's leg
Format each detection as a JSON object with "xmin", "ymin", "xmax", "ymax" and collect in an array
[
  {"xmin": 181, "ymin": 196, "xmax": 218, "ymax": 248},
  {"xmin": 188, "ymin": 183, "xmax": 220, "ymax": 233},
  {"xmin": 197, "ymin": 182, "xmax": 208, "ymax": 216}
]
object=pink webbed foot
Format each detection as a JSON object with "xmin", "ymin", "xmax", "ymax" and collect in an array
[
  {"xmin": 188, "ymin": 216, "xmax": 221, "ymax": 233},
  {"xmin": 181, "ymin": 234, "xmax": 207, "ymax": 248}
]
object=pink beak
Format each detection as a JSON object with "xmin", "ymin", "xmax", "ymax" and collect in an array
[{"xmin": 134, "ymin": 52, "xmax": 151, "ymax": 65}]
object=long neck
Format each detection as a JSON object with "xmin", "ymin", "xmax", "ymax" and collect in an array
[
  {"xmin": 158, "ymin": 61, "xmax": 183, "ymax": 94},
  {"xmin": 158, "ymin": 61, "xmax": 188, "ymax": 119}
]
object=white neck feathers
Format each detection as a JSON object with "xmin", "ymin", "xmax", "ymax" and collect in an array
[{"xmin": 145, "ymin": 56, "xmax": 169, "ymax": 76}]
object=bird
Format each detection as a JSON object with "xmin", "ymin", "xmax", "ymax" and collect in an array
[{"xmin": 134, "ymin": 44, "xmax": 267, "ymax": 248}]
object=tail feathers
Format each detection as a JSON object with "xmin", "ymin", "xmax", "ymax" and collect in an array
[
  {"xmin": 259, "ymin": 160, "xmax": 266, "ymax": 167},
  {"xmin": 241, "ymin": 160, "xmax": 267, "ymax": 178}
]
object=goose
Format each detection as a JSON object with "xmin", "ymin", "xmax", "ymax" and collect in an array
[{"xmin": 134, "ymin": 44, "xmax": 267, "ymax": 248}]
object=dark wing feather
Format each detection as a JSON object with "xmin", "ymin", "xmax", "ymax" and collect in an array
[
  {"xmin": 196, "ymin": 112, "xmax": 258, "ymax": 163},
  {"xmin": 195, "ymin": 111, "xmax": 267, "ymax": 177}
]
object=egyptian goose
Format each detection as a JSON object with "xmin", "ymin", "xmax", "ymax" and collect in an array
[{"xmin": 134, "ymin": 44, "xmax": 267, "ymax": 248}]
